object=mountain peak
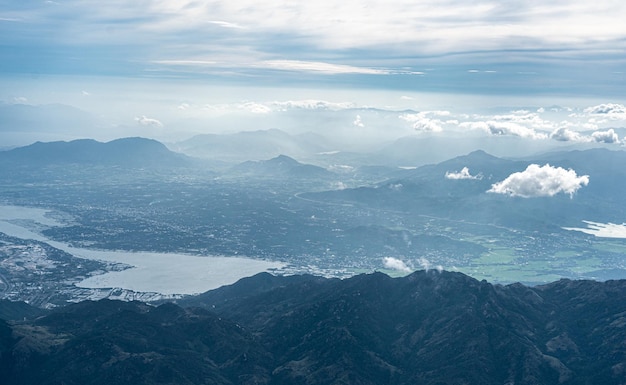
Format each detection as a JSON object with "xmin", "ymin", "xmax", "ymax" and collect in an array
[
  {"xmin": 231, "ymin": 154, "xmax": 332, "ymax": 179},
  {"xmin": 267, "ymin": 154, "xmax": 299, "ymax": 165}
]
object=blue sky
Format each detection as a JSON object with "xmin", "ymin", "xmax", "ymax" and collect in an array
[{"xmin": 1, "ymin": 1, "xmax": 626, "ymax": 150}]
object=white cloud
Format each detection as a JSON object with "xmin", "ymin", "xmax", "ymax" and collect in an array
[
  {"xmin": 272, "ymin": 100, "xmax": 356, "ymax": 111},
  {"xmin": 584, "ymin": 103, "xmax": 626, "ymax": 116},
  {"xmin": 383, "ymin": 257, "xmax": 411, "ymax": 272},
  {"xmin": 12, "ymin": 96, "xmax": 28, "ymax": 104},
  {"xmin": 259, "ymin": 60, "xmax": 390, "ymax": 75},
  {"xmin": 135, "ymin": 115, "xmax": 163, "ymax": 127},
  {"xmin": 445, "ymin": 167, "xmax": 482, "ymax": 180},
  {"xmin": 207, "ymin": 20, "xmax": 246, "ymax": 29},
  {"xmin": 353, "ymin": 114, "xmax": 364, "ymax": 127},
  {"xmin": 591, "ymin": 128, "xmax": 620, "ymax": 144},
  {"xmin": 413, "ymin": 118, "xmax": 444, "ymax": 132},
  {"xmin": 563, "ymin": 221, "xmax": 626, "ymax": 239},
  {"xmin": 101, "ymin": 1, "xmax": 626, "ymax": 55},
  {"xmin": 153, "ymin": 57, "xmax": 423, "ymax": 76},
  {"xmin": 152, "ymin": 60, "xmax": 218, "ymax": 66},
  {"xmin": 549, "ymin": 127, "xmax": 592, "ymax": 143},
  {"xmin": 485, "ymin": 111, "xmax": 556, "ymax": 130},
  {"xmin": 488, "ymin": 164, "xmax": 589, "ymax": 198},
  {"xmin": 198, "ymin": 99, "xmax": 359, "ymax": 117},
  {"xmin": 461, "ymin": 121, "xmax": 548, "ymax": 139},
  {"xmin": 399, "ymin": 111, "xmax": 451, "ymax": 132},
  {"xmin": 7, "ymin": 0, "xmax": 626, "ymax": 97},
  {"xmin": 239, "ymin": 102, "xmax": 272, "ymax": 114}
]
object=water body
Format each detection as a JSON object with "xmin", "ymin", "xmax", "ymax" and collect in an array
[{"xmin": 0, "ymin": 205, "xmax": 285, "ymax": 295}]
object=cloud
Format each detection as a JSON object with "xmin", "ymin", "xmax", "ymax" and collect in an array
[
  {"xmin": 399, "ymin": 111, "xmax": 451, "ymax": 132},
  {"xmin": 353, "ymin": 114, "xmax": 364, "ymax": 127},
  {"xmin": 152, "ymin": 57, "xmax": 424, "ymax": 77},
  {"xmin": 196, "ymin": 99, "xmax": 362, "ymax": 118},
  {"xmin": 207, "ymin": 20, "xmax": 246, "ymax": 29},
  {"xmin": 12, "ymin": 96, "xmax": 28, "ymax": 104},
  {"xmin": 488, "ymin": 164, "xmax": 589, "ymax": 198},
  {"xmin": 591, "ymin": 128, "xmax": 620, "ymax": 143},
  {"xmin": 239, "ymin": 102, "xmax": 272, "ymax": 114},
  {"xmin": 491, "ymin": 111, "xmax": 556, "ymax": 130},
  {"xmin": 259, "ymin": 60, "xmax": 391, "ymax": 75},
  {"xmin": 581, "ymin": 104, "xmax": 626, "ymax": 123},
  {"xmin": 461, "ymin": 121, "xmax": 548, "ymax": 139},
  {"xmin": 383, "ymin": 257, "xmax": 411, "ymax": 272},
  {"xmin": 4, "ymin": 0, "xmax": 625, "ymax": 98},
  {"xmin": 563, "ymin": 221, "xmax": 626, "ymax": 239},
  {"xmin": 549, "ymin": 127, "xmax": 592, "ymax": 143},
  {"xmin": 445, "ymin": 167, "xmax": 482, "ymax": 180},
  {"xmin": 416, "ymin": 257, "xmax": 441, "ymax": 272},
  {"xmin": 468, "ymin": 69, "xmax": 496, "ymax": 73},
  {"xmin": 584, "ymin": 103, "xmax": 626, "ymax": 115},
  {"xmin": 135, "ymin": 115, "xmax": 163, "ymax": 127},
  {"xmin": 272, "ymin": 100, "xmax": 356, "ymax": 111}
]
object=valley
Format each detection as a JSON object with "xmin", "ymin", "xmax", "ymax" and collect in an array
[{"xmin": 2, "ymin": 139, "xmax": 626, "ymax": 307}]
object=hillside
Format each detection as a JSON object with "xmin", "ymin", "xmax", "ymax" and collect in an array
[
  {"xmin": 2, "ymin": 271, "xmax": 625, "ymax": 384},
  {"xmin": 230, "ymin": 155, "xmax": 335, "ymax": 179},
  {"xmin": 305, "ymin": 148, "xmax": 626, "ymax": 229}
]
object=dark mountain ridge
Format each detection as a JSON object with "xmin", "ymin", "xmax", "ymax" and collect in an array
[{"xmin": 2, "ymin": 271, "xmax": 626, "ymax": 384}]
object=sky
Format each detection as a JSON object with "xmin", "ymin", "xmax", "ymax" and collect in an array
[{"xmin": 1, "ymin": 0, "xmax": 626, "ymax": 151}]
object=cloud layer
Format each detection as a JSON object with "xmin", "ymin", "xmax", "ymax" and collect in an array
[
  {"xmin": 488, "ymin": 164, "xmax": 589, "ymax": 198},
  {"xmin": 2, "ymin": 0, "xmax": 625, "ymax": 96}
]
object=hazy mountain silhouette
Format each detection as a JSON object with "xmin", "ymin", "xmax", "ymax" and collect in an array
[
  {"xmin": 171, "ymin": 129, "xmax": 332, "ymax": 163},
  {"xmin": 372, "ymin": 134, "xmax": 563, "ymax": 167},
  {"xmin": 230, "ymin": 155, "xmax": 334, "ymax": 179},
  {"xmin": 306, "ymin": 148, "xmax": 626, "ymax": 228},
  {"xmin": 0, "ymin": 137, "xmax": 193, "ymax": 168}
]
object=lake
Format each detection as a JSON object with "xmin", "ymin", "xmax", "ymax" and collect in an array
[{"xmin": 0, "ymin": 204, "xmax": 285, "ymax": 295}]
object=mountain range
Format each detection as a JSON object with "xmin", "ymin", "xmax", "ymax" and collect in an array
[
  {"xmin": 169, "ymin": 129, "xmax": 333, "ymax": 164},
  {"xmin": 1, "ymin": 270, "xmax": 625, "ymax": 384},
  {"xmin": 304, "ymin": 147, "xmax": 626, "ymax": 229},
  {"xmin": 3, "ymin": 136, "xmax": 626, "ymax": 235}
]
